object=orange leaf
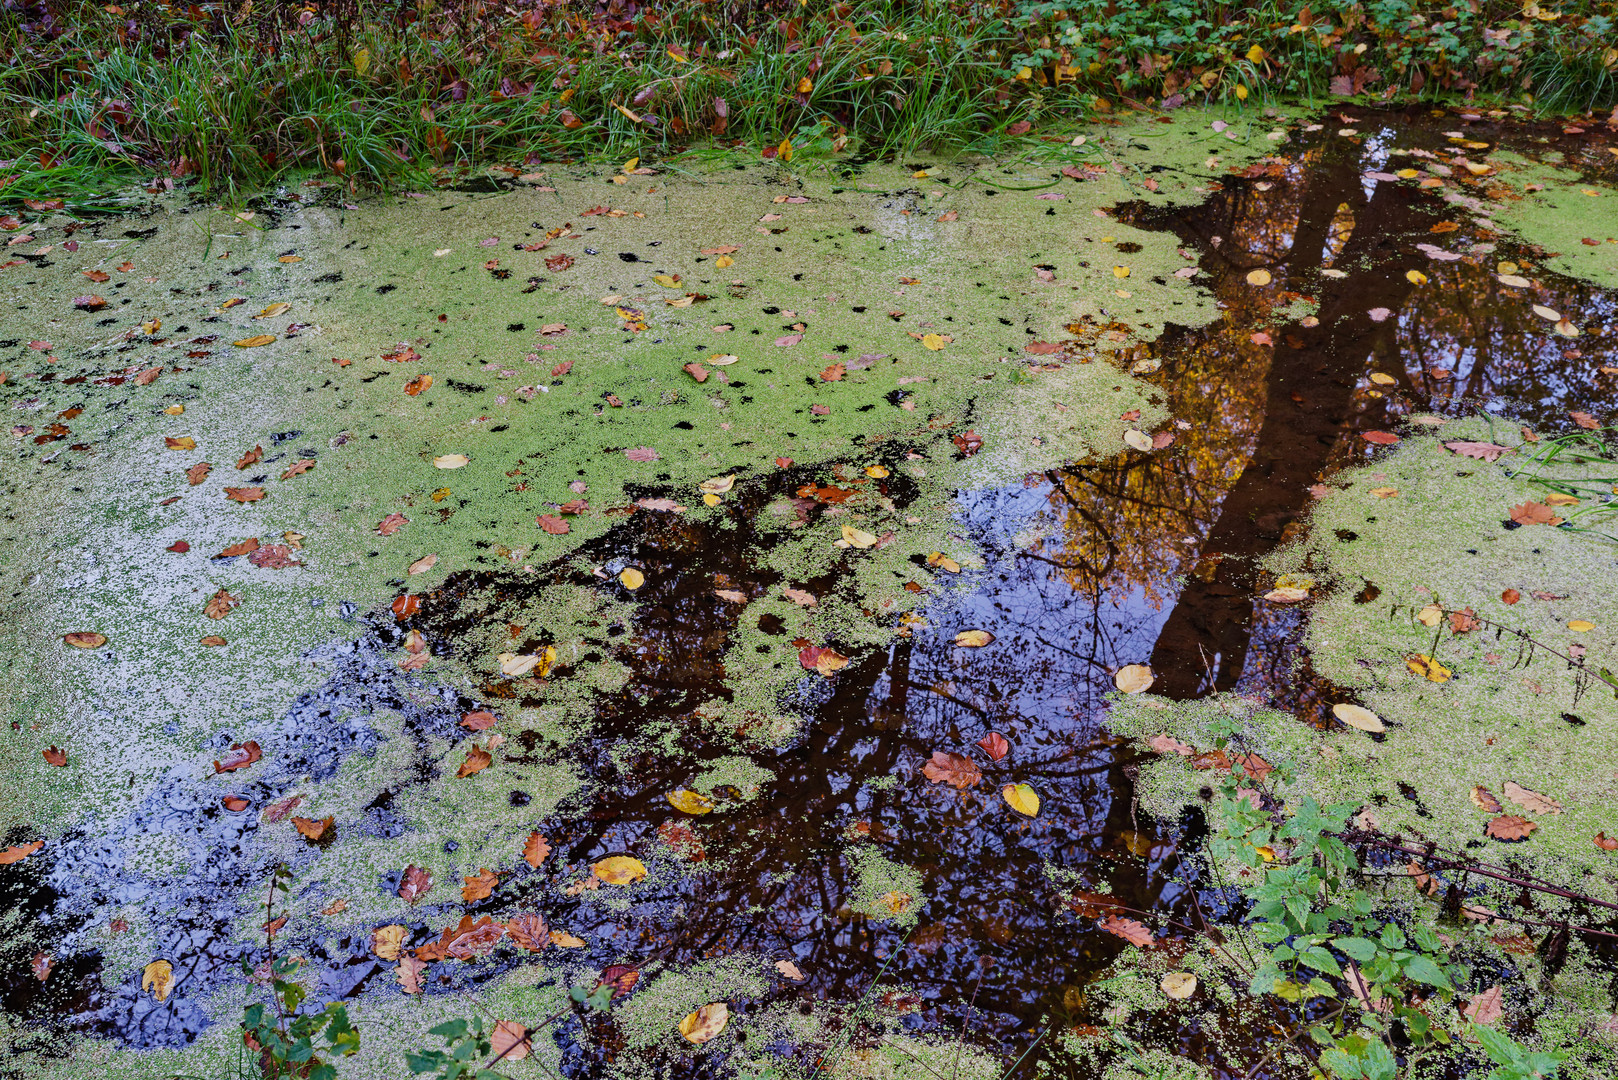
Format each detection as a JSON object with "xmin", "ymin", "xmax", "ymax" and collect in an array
[
  {"xmin": 1098, "ymin": 915, "xmax": 1154, "ymax": 946},
  {"xmin": 213, "ymin": 740, "xmax": 261, "ymax": 773},
  {"xmin": 291, "ymin": 815, "xmax": 334, "ymax": 842},
  {"xmin": 522, "ymin": 832, "xmax": 551, "ymax": 868},
  {"xmin": 42, "ymin": 747, "xmax": 67, "ymax": 767},
  {"xmin": 457, "ymin": 744, "xmax": 493, "ymax": 778},
  {"xmin": 1484, "ymin": 815, "xmax": 1537, "ymax": 841},
  {"xmin": 399, "ymin": 864, "xmax": 432, "ymax": 903},
  {"xmin": 921, "ymin": 750, "xmax": 981, "ymax": 789},
  {"xmin": 462, "ymin": 868, "xmax": 500, "ymax": 903}
]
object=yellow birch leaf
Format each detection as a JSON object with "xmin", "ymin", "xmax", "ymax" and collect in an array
[
  {"xmin": 667, "ymin": 789, "xmax": 715, "ymax": 814},
  {"xmin": 921, "ymin": 333, "xmax": 945, "ymax": 350},
  {"xmin": 1003, "ymin": 783, "xmax": 1040, "ymax": 817},
  {"xmin": 592, "ymin": 856, "xmax": 648, "ymax": 885},
  {"xmin": 142, "ymin": 959, "xmax": 174, "ymax": 1002},
  {"xmin": 233, "ymin": 334, "xmax": 276, "ymax": 348},
  {"xmin": 679, "ymin": 1002, "xmax": 729, "ymax": 1044},
  {"xmin": 620, "ymin": 567, "xmax": 645, "ymax": 590}
]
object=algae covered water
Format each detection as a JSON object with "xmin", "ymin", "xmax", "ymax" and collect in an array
[{"xmin": 2, "ymin": 106, "xmax": 1617, "ymax": 1079}]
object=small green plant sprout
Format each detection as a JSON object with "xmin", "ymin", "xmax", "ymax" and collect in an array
[{"xmin": 240, "ymin": 865, "xmax": 361, "ymax": 1080}]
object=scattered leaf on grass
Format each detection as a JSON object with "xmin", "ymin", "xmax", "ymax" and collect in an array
[
  {"xmin": 1509, "ymin": 501, "xmax": 1563, "ymax": 526},
  {"xmin": 1003, "ymin": 783, "xmax": 1040, "ymax": 816},
  {"xmin": 1569, "ymin": 619, "xmax": 1595, "ymax": 632},
  {"xmin": 223, "ymin": 486, "xmax": 264, "ymax": 503},
  {"xmin": 396, "ymin": 955, "xmax": 426, "ymax": 994},
  {"xmin": 536, "ymin": 514, "xmax": 570, "ymax": 535},
  {"xmin": 1470, "ymin": 786, "xmax": 1503, "ymax": 813},
  {"xmin": 840, "ymin": 525, "xmax": 878, "ymax": 548},
  {"xmin": 203, "ymin": 588, "xmax": 239, "ymax": 619},
  {"xmin": 1595, "ymin": 833, "xmax": 1618, "ymax": 851},
  {"xmin": 233, "ymin": 335, "xmax": 275, "ymax": 348},
  {"xmin": 186, "ymin": 462, "xmax": 211, "ymax": 485},
  {"xmin": 1361, "ymin": 431, "xmax": 1401, "ymax": 445},
  {"xmin": 679, "ymin": 1003, "xmax": 729, "ymax": 1045},
  {"xmin": 1114, "ymin": 664, "xmax": 1154, "ymax": 694},
  {"xmin": 1416, "ymin": 604, "xmax": 1444, "ymax": 628},
  {"xmin": 593, "ymin": 856, "xmax": 648, "ymax": 885},
  {"xmin": 1148, "ymin": 734, "xmax": 1195, "ymax": 755},
  {"xmin": 371, "ymin": 925, "xmax": 407, "ymax": 961},
  {"xmin": 922, "ymin": 751, "xmax": 982, "ymax": 789},
  {"xmin": 1405, "ymin": 654, "xmax": 1451, "ymax": 682},
  {"xmin": 433, "ymin": 454, "xmax": 469, "ymax": 469},
  {"xmin": 490, "ymin": 1021, "xmax": 530, "ymax": 1062},
  {"xmin": 62, "ymin": 632, "xmax": 107, "ymax": 648},
  {"xmin": 407, "ymin": 553, "xmax": 438, "ymax": 575},
  {"xmin": 1445, "ymin": 441, "xmax": 1509, "ymax": 462}
]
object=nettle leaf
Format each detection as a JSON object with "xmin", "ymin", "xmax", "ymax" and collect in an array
[
  {"xmin": 1336, "ymin": 936, "xmax": 1378, "ymax": 962},
  {"xmin": 1401, "ymin": 954, "xmax": 1453, "ymax": 991},
  {"xmin": 1253, "ymin": 921, "xmax": 1291, "ymax": 943},
  {"xmin": 1301, "ymin": 946, "xmax": 1343, "ymax": 977},
  {"xmin": 406, "ymin": 1051, "xmax": 446, "ymax": 1073}
]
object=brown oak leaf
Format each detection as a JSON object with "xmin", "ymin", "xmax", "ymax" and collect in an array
[
  {"xmin": 1485, "ymin": 815, "xmax": 1537, "ymax": 841},
  {"xmin": 42, "ymin": 746, "xmax": 67, "ymax": 767},
  {"xmin": 203, "ymin": 588, "xmax": 239, "ymax": 619},
  {"xmin": 1508, "ymin": 501, "xmax": 1563, "ymax": 526},
  {"xmin": 377, "ymin": 512, "xmax": 409, "ymax": 536},
  {"xmin": 216, "ymin": 538, "xmax": 260, "ymax": 558},
  {"xmin": 505, "ymin": 913, "xmax": 550, "ymax": 952},
  {"xmin": 248, "ymin": 544, "xmax": 299, "ymax": 569},
  {"xmin": 522, "ymin": 832, "xmax": 551, "ymax": 868},
  {"xmin": 1470, "ymin": 786, "xmax": 1503, "ymax": 813},
  {"xmin": 1450, "ymin": 607, "xmax": 1480, "ymax": 633},
  {"xmin": 396, "ymin": 955, "xmax": 426, "ymax": 994},
  {"xmin": 462, "ymin": 868, "xmax": 500, "ymax": 903},
  {"xmin": 461, "ymin": 710, "xmax": 498, "ymax": 730},
  {"xmin": 186, "ymin": 461, "xmax": 212, "ymax": 485},
  {"xmin": 977, "ymin": 731, "xmax": 1011, "ymax": 762},
  {"xmin": 223, "ymin": 486, "xmax": 265, "ymax": 503},
  {"xmin": 417, "ymin": 915, "xmax": 505, "ymax": 961},
  {"xmin": 1462, "ymin": 985, "xmax": 1505, "ymax": 1025},
  {"xmin": 280, "ymin": 459, "xmax": 315, "ymax": 479},
  {"xmin": 1444, "ymin": 441, "xmax": 1509, "ymax": 462},
  {"xmin": 1570, "ymin": 410, "xmax": 1600, "ymax": 430},
  {"xmin": 921, "ymin": 751, "xmax": 981, "ymax": 789},
  {"xmin": 536, "ymin": 514, "xmax": 570, "ymax": 535},
  {"xmin": 292, "ymin": 815, "xmax": 334, "ymax": 842},
  {"xmin": 1147, "ymin": 734, "xmax": 1195, "ymax": 756},
  {"xmin": 235, "ymin": 445, "xmax": 263, "ymax": 469}
]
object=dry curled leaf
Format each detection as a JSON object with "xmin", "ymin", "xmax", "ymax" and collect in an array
[
  {"xmin": 798, "ymin": 645, "xmax": 848, "ymax": 676},
  {"xmin": 1470, "ymin": 786, "xmax": 1503, "ymax": 813},
  {"xmin": 142, "ymin": 959, "xmax": 174, "ymax": 1001},
  {"xmin": 291, "ymin": 815, "xmax": 333, "ymax": 842},
  {"xmin": 62, "ymin": 631, "xmax": 106, "ymax": 648},
  {"xmin": 203, "ymin": 588, "xmax": 239, "ymax": 619},
  {"xmin": 1114, "ymin": 664, "xmax": 1154, "ymax": 694},
  {"xmin": 223, "ymin": 486, "xmax": 264, "ymax": 503},
  {"xmin": 922, "ymin": 751, "xmax": 982, "ymax": 789},
  {"xmin": 371, "ymin": 925, "xmax": 407, "ymax": 961},
  {"xmin": 506, "ymin": 913, "xmax": 549, "ymax": 951},
  {"xmin": 213, "ymin": 741, "xmax": 261, "ymax": 773},
  {"xmin": 457, "ymin": 744, "xmax": 492, "ymax": 778},
  {"xmin": 977, "ymin": 731, "xmax": 1010, "ymax": 762}
]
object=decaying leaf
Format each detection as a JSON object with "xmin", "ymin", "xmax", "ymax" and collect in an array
[
  {"xmin": 398, "ymin": 864, "xmax": 432, "ymax": 903},
  {"xmin": 679, "ymin": 1002, "xmax": 729, "ymax": 1045},
  {"xmin": 1003, "ymin": 783, "xmax": 1040, "ymax": 817},
  {"xmin": 213, "ymin": 741, "xmax": 261, "ymax": 773},
  {"xmin": 396, "ymin": 955, "xmax": 426, "ymax": 994},
  {"xmin": 922, "ymin": 751, "xmax": 982, "ymax": 789},
  {"xmin": 416, "ymin": 915, "xmax": 506, "ymax": 961},
  {"xmin": 1098, "ymin": 915, "xmax": 1153, "ymax": 946},
  {"xmin": 0, "ymin": 841, "xmax": 44, "ymax": 865},
  {"xmin": 798, "ymin": 645, "xmax": 848, "ymax": 676},
  {"xmin": 186, "ymin": 461, "xmax": 212, "ymax": 485},
  {"xmin": 1114, "ymin": 664, "xmax": 1154, "ymax": 694},
  {"xmin": 1444, "ymin": 441, "xmax": 1510, "ymax": 462},
  {"xmin": 203, "ymin": 588, "xmax": 239, "ymax": 619},
  {"xmin": 63, "ymin": 631, "xmax": 107, "ymax": 649},
  {"xmin": 1509, "ymin": 501, "xmax": 1563, "ymax": 527},
  {"xmin": 372, "ymin": 924, "xmax": 407, "ymax": 961},
  {"xmin": 291, "ymin": 815, "xmax": 334, "ymax": 842},
  {"xmin": 1405, "ymin": 654, "xmax": 1452, "ymax": 682},
  {"xmin": 667, "ymin": 789, "xmax": 715, "ymax": 814},
  {"xmin": 1470, "ymin": 786, "xmax": 1503, "ymax": 813},
  {"xmin": 840, "ymin": 524, "xmax": 878, "ymax": 549},
  {"xmin": 490, "ymin": 1021, "xmax": 530, "ymax": 1062},
  {"xmin": 775, "ymin": 959, "xmax": 805, "ymax": 980},
  {"xmin": 1332, "ymin": 703, "xmax": 1385, "ymax": 733},
  {"xmin": 1147, "ymin": 734, "xmax": 1195, "ymax": 756},
  {"xmin": 506, "ymin": 913, "xmax": 550, "ymax": 951},
  {"xmin": 223, "ymin": 486, "xmax": 265, "ymax": 503},
  {"xmin": 1161, "ymin": 972, "xmax": 1197, "ymax": 999},
  {"xmin": 1462, "ymin": 984, "xmax": 1505, "ymax": 1025},
  {"xmin": 142, "ymin": 959, "xmax": 174, "ymax": 1001},
  {"xmin": 522, "ymin": 832, "xmax": 551, "ymax": 868},
  {"xmin": 593, "ymin": 856, "xmax": 648, "ymax": 885},
  {"xmin": 1503, "ymin": 781, "xmax": 1562, "ymax": 815},
  {"xmin": 1485, "ymin": 815, "xmax": 1537, "ymax": 841}
]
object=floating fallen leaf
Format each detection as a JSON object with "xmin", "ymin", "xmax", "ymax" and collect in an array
[
  {"xmin": 407, "ymin": 554, "xmax": 438, "ymax": 576},
  {"xmin": 1123, "ymin": 429, "xmax": 1152, "ymax": 452},
  {"xmin": 921, "ymin": 333, "xmax": 945, "ymax": 351},
  {"xmin": 1114, "ymin": 664, "xmax": 1154, "ymax": 694},
  {"xmin": 922, "ymin": 751, "xmax": 982, "ymax": 789},
  {"xmin": 1503, "ymin": 781, "xmax": 1562, "ymax": 815},
  {"xmin": 372, "ymin": 925, "xmax": 407, "ymax": 960},
  {"xmin": 1264, "ymin": 587, "xmax": 1309, "ymax": 604},
  {"xmin": 1595, "ymin": 833, "xmax": 1618, "ymax": 852},
  {"xmin": 490, "ymin": 1021, "xmax": 530, "ymax": 1063},
  {"xmin": 396, "ymin": 955, "xmax": 426, "ymax": 994},
  {"xmin": 1406, "ymin": 269, "xmax": 1428, "ymax": 285},
  {"xmin": 1405, "ymin": 654, "xmax": 1451, "ymax": 682},
  {"xmin": 41, "ymin": 746, "xmax": 66, "ymax": 766},
  {"xmin": 593, "ymin": 856, "xmax": 648, "ymax": 885},
  {"xmin": 1485, "ymin": 815, "xmax": 1536, "ymax": 841},
  {"xmin": 841, "ymin": 525, "xmax": 878, "ymax": 549},
  {"xmin": 1445, "ymin": 441, "xmax": 1509, "ymax": 462},
  {"xmin": 1463, "ymin": 985, "xmax": 1505, "ymax": 1025},
  {"xmin": 221, "ymin": 796, "xmax": 248, "ymax": 811},
  {"xmin": 433, "ymin": 454, "xmax": 469, "ymax": 469},
  {"xmin": 142, "ymin": 959, "xmax": 174, "ymax": 1001},
  {"xmin": 399, "ymin": 865, "xmax": 432, "ymax": 903},
  {"xmin": 457, "ymin": 744, "xmax": 494, "ymax": 778},
  {"xmin": 679, "ymin": 1002, "xmax": 729, "ymax": 1045},
  {"xmin": 165, "ymin": 435, "xmax": 196, "ymax": 451},
  {"xmin": 0, "ymin": 840, "xmax": 44, "ymax": 865},
  {"xmin": 619, "ymin": 567, "xmax": 645, "ymax": 590},
  {"xmin": 1098, "ymin": 915, "xmax": 1153, "ymax": 946},
  {"xmin": 536, "ymin": 514, "xmax": 570, "ymax": 535},
  {"xmin": 203, "ymin": 588, "xmax": 239, "ymax": 619},
  {"xmin": 223, "ymin": 486, "xmax": 265, "ymax": 503},
  {"xmin": 462, "ymin": 868, "xmax": 500, "ymax": 903},
  {"xmin": 505, "ymin": 913, "xmax": 549, "ymax": 951},
  {"xmin": 520, "ymin": 832, "xmax": 552, "ymax": 869},
  {"xmin": 1360, "ymin": 430, "xmax": 1400, "ymax": 445},
  {"xmin": 1416, "ymin": 604, "xmax": 1444, "ymax": 628},
  {"xmin": 667, "ymin": 789, "xmax": 715, "ymax": 814},
  {"xmin": 1471, "ymin": 785, "xmax": 1503, "ymax": 812},
  {"xmin": 1569, "ymin": 619, "xmax": 1595, "ymax": 632},
  {"xmin": 1532, "ymin": 304, "xmax": 1561, "ymax": 322},
  {"xmin": 927, "ymin": 551, "xmax": 961, "ymax": 573},
  {"xmin": 62, "ymin": 632, "xmax": 107, "ymax": 649},
  {"xmin": 233, "ymin": 334, "xmax": 276, "ymax": 348},
  {"xmin": 775, "ymin": 960, "xmax": 804, "ymax": 980},
  {"xmin": 213, "ymin": 741, "xmax": 261, "ymax": 773},
  {"xmin": 1003, "ymin": 783, "xmax": 1040, "ymax": 816},
  {"xmin": 292, "ymin": 815, "xmax": 334, "ymax": 842},
  {"xmin": 1246, "ymin": 269, "xmax": 1272, "ymax": 286},
  {"xmin": 1148, "ymin": 734, "xmax": 1194, "ymax": 756},
  {"xmin": 976, "ymin": 732, "xmax": 1010, "ymax": 762},
  {"xmin": 216, "ymin": 537, "xmax": 260, "ymax": 558},
  {"xmin": 404, "ymin": 373, "xmax": 432, "ymax": 396},
  {"xmin": 954, "ymin": 630, "xmax": 994, "ymax": 647},
  {"xmin": 1161, "ymin": 972, "xmax": 1197, "ymax": 999},
  {"xmin": 1332, "ymin": 703, "xmax": 1385, "ymax": 733},
  {"xmin": 1508, "ymin": 501, "xmax": 1563, "ymax": 526}
]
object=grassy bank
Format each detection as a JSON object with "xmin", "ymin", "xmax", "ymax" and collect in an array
[{"xmin": 1, "ymin": 0, "xmax": 1616, "ymax": 208}]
